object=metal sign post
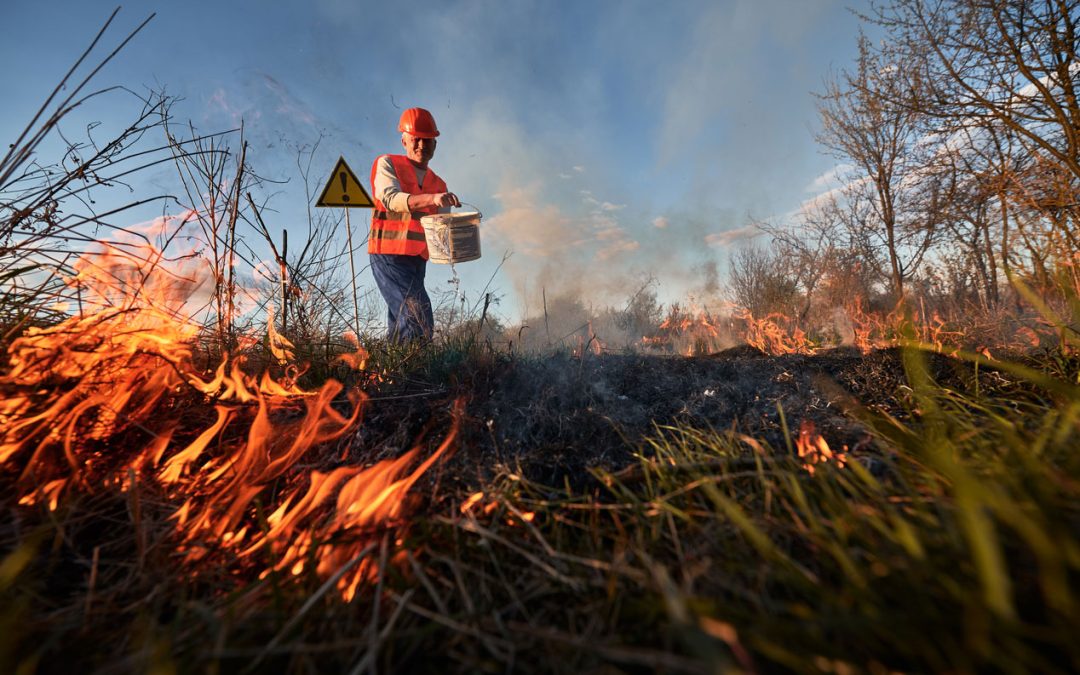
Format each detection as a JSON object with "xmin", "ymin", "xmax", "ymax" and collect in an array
[
  {"xmin": 315, "ymin": 156, "xmax": 374, "ymax": 335},
  {"xmin": 344, "ymin": 208, "xmax": 360, "ymax": 336}
]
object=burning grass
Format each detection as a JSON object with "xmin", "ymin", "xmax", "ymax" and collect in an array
[
  {"xmin": 1, "ymin": 231, "xmax": 1079, "ymax": 674},
  {"xmin": 0, "ymin": 238, "xmax": 466, "ymax": 616},
  {"xmin": 3, "ymin": 306, "xmax": 1080, "ymax": 672},
  {"xmin": 2, "ymin": 176, "xmax": 1078, "ymax": 675}
]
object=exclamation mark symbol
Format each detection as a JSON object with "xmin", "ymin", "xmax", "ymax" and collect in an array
[{"xmin": 339, "ymin": 171, "xmax": 350, "ymax": 202}]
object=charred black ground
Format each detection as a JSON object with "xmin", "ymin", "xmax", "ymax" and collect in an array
[{"xmin": 354, "ymin": 346, "xmax": 982, "ymax": 488}]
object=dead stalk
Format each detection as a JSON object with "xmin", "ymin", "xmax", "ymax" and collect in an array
[
  {"xmin": 127, "ymin": 468, "xmax": 145, "ymax": 573},
  {"xmin": 244, "ymin": 543, "xmax": 377, "ymax": 673},
  {"xmin": 84, "ymin": 544, "xmax": 100, "ymax": 624},
  {"xmin": 348, "ymin": 588, "xmax": 415, "ymax": 675},
  {"xmin": 392, "ymin": 593, "xmax": 513, "ymax": 660},
  {"xmin": 363, "ymin": 533, "xmax": 391, "ymax": 674},
  {"xmin": 405, "ymin": 549, "xmax": 449, "ymax": 615},
  {"xmin": 446, "ymin": 516, "xmax": 581, "ymax": 589}
]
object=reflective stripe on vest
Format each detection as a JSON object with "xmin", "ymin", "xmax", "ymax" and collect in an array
[
  {"xmin": 368, "ymin": 155, "xmax": 447, "ymax": 259},
  {"xmin": 371, "ymin": 210, "xmax": 432, "ymax": 221},
  {"xmin": 369, "ymin": 226, "xmax": 427, "ymax": 242}
]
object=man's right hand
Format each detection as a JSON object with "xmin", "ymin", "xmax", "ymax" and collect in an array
[{"xmin": 435, "ymin": 192, "xmax": 461, "ymax": 208}]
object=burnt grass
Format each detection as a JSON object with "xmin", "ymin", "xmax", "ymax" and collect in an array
[
  {"xmin": 357, "ymin": 345, "xmax": 982, "ymax": 488},
  {"xmin": 2, "ymin": 343, "xmax": 1069, "ymax": 673}
]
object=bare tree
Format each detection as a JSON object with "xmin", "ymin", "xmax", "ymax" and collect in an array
[
  {"xmin": 816, "ymin": 34, "xmax": 939, "ymax": 302},
  {"xmin": 867, "ymin": 0, "xmax": 1080, "ymax": 279},
  {"xmin": 764, "ymin": 196, "xmax": 886, "ymax": 321},
  {"xmin": 727, "ymin": 244, "xmax": 801, "ymax": 319},
  {"xmin": 872, "ymin": 0, "xmax": 1080, "ymax": 180},
  {"xmin": 935, "ymin": 138, "xmax": 1006, "ymax": 307}
]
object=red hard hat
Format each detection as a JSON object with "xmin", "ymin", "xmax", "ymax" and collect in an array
[{"xmin": 398, "ymin": 107, "xmax": 440, "ymax": 138}]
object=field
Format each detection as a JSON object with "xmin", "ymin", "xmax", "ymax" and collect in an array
[
  {"xmin": 2, "ymin": 307, "xmax": 1079, "ymax": 673},
  {"xmin": 4, "ymin": 2, "xmax": 1080, "ymax": 672}
]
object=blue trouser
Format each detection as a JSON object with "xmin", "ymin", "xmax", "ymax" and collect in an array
[{"xmin": 369, "ymin": 253, "xmax": 433, "ymax": 342}]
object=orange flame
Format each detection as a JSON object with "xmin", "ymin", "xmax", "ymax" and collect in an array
[
  {"xmin": 1, "ymin": 235, "xmax": 455, "ymax": 600},
  {"xmin": 841, "ymin": 296, "xmax": 1007, "ymax": 354},
  {"xmin": 458, "ymin": 491, "xmax": 534, "ymax": 526},
  {"xmin": 733, "ymin": 309, "xmax": 812, "ymax": 355},
  {"xmin": 795, "ymin": 420, "xmax": 847, "ymax": 475},
  {"xmin": 236, "ymin": 406, "xmax": 460, "ymax": 601},
  {"xmin": 572, "ymin": 321, "xmax": 606, "ymax": 357},
  {"xmin": 642, "ymin": 304, "xmax": 726, "ymax": 355}
]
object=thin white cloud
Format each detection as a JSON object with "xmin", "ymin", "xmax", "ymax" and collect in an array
[
  {"xmin": 793, "ymin": 174, "xmax": 869, "ymax": 218},
  {"xmin": 579, "ymin": 191, "xmax": 625, "ymax": 213},
  {"xmin": 596, "ymin": 238, "xmax": 640, "ymax": 262},
  {"xmin": 805, "ymin": 163, "xmax": 852, "ymax": 192},
  {"xmin": 595, "ymin": 226, "xmax": 625, "ymax": 241},
  {"xmin": 652, "ymin": 216, "xmax": 669, "ymax": 229},
  {"xmin": 705, "ymin": 225, "xmax": 761, "ymax": 248},
  {"xmin": 587, "ymin": 211, "xmax": 619, "ymax": 232}
]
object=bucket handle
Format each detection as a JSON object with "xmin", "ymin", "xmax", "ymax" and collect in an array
[{"xmin": 456, "ymin": 201, "xmax": 483, "ymax": 220}]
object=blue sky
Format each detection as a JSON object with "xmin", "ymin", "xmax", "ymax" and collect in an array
[{"xmin": 1, "ymin": 0, "xmax": 874, "ymax": 324}]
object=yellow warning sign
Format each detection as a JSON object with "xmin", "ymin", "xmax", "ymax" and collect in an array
[{"xmin": 316, "ymin": 156, "xmax": 374, "ymax": 208}]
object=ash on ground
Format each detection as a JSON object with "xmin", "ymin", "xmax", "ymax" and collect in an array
[{"xmin": 354, "ymin": 346, "xmax": 972, "ymax": 487}]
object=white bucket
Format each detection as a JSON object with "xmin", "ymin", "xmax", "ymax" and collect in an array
[{"xmin": 419, "ymin": 211, "xmax": 482, "ymax": 264}]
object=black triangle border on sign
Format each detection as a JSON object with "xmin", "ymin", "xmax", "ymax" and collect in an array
[{"xmin": 315, "ymin": 156, "xmax": 374, "ymax": 208}]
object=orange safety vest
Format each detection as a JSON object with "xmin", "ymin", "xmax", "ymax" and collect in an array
[{"xmin": 368, "ymin": 154, "xmax": 448, "ymax": 259}]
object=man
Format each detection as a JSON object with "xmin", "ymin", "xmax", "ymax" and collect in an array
[{"xmin": 369, "ymin": 107, "xmax": 460, "ymax": 342}]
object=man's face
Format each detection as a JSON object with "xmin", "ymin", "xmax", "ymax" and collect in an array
[{"xmin": 402, "ymin": 133, "xmax": 436, "ymax": 166}]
